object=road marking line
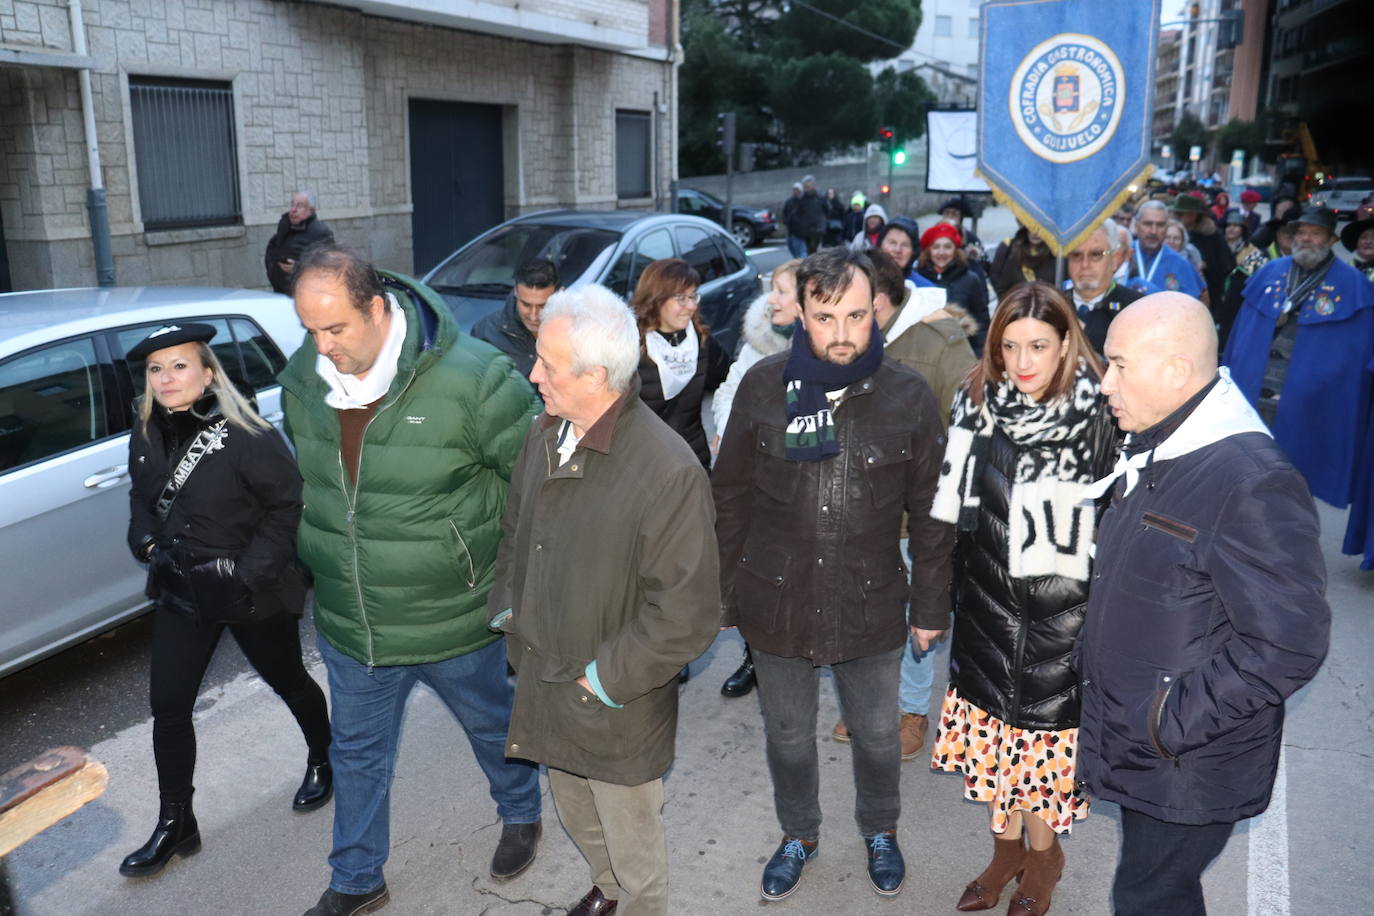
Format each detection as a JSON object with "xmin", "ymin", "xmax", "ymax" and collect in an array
[{"xmin": 1248, "ymin": 743, "xmax": 1290, "ymax": 916}]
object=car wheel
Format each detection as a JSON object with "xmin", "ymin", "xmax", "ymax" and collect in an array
[{"xmin": 732, "ymin": 222, "xmax": 755, "ymax": 249}]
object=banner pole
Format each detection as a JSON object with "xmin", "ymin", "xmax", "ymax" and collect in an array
[{"xmin": 1055, "ymin": 254, "xmax": 1065, "ymax": 288}]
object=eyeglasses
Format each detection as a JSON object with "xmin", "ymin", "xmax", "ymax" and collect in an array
[
  {"xmin": 1068, "ymin": 249, "xmax": 1110, "ymax": 263},
  {"xmin": 671, "ymin": 292, "xmax": 701, "ymax": 305}
]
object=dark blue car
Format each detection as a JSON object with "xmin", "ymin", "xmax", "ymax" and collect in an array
[{"xmin": 422, "ymin": 210, "xmax": 762, "ymax": 357}]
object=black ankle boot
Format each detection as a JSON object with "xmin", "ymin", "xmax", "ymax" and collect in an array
[
  {"xmin": 721, "ymin": 646, "xmax": 756, "ymax": 698},
  {"xmin": 119, "ymin": 800, "xmax": 201, "ymax": 877},
  {"xmin": 293, "ymin": 759, "xmax": 333, "ymax": 812}
]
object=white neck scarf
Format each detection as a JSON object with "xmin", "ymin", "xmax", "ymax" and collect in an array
[
  {"xmin": 1081, "ymin": 367, "xmax": 1270, "ymax": 501},
  {"xmin": 644, "ymin": 328, "xmax": 699, "ymax": 401},
  {"xmin": 317, "ymin": 293, "xmax": 407, "ymax": 410}
]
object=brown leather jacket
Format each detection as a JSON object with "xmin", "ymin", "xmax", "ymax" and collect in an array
[{"xmin": 712, "ymin": 353, "xmax": 955, "ymax": 665}]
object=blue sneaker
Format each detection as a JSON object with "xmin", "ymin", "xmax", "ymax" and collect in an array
[
  {"xmin": 760, "ymin": 836, "xmax": 819, "ymax": 900},
  {"xmin": 864, "ymin": 830, "xmax": 905, "ymax": 896}
]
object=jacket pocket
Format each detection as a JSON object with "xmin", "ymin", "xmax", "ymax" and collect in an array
[
  {"xmin": 737, "ymin": 537, "xmax": 791, "ymax": 630},
  {"xmin": 752, "ymin": 425, "xmax": 800, "ymax": 504},
  {"xmin": 858, "ymin": 433, "xmax": 911, "ymax": 507},
  {"xmin": 1141, "ymin": 511, "xmax": 1198, "ymax": 543},
  {"xmin": 1147, "ymin": 672, "xmax": 1178, "ymax": 760},
  {"xmin": 556, "ymin": 678, "xmax": 624, "ymax": 759},
  {"xmin": 854, "ymin": 553, "xmax": 906, "ymax": 634},
  {"xmin": 447, "ymin": 519, "xmax": 476, "ymax": 589}
]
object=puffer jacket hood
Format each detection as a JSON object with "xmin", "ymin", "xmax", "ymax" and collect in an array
[
  {"xmin": 740, "ymin": 292, "xmax": 793, "ymax": 358},
  {"xmin": 863, "ymin": 203, "xmax": 889, "ymax": 224}
]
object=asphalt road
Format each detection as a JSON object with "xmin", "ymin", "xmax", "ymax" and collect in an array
[{"xmin": 0, "ymin": 607, "xmax": 322, "ymax": 777}]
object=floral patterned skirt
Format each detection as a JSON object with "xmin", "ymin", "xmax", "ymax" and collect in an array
[{"xmin": 930, "ymin": 686, "xmax": 1089, "ymax": 835}]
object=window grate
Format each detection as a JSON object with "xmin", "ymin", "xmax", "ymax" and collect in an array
[{"xmin": 129, "ymin": 78, "xmax": 241, "ymax": 231}]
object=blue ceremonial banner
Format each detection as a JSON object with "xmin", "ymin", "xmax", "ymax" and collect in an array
[{"xmin": 978, "ymin": 0, "xmax": 1160, "ymax": 254}]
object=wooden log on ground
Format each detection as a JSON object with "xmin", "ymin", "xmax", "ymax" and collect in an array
[{"xmin": 0, "ymin": 747, "xmax": 109, "ymax": 858}]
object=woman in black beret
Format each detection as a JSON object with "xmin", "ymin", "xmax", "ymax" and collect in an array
[{"xmin": 119, "ymin": 323, "xmax": 331, "ymax": 878}]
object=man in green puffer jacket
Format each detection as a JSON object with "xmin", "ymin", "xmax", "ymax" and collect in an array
[{"xmin": 279, "ymin": 244, "xmax": 543, "ymax": 916}]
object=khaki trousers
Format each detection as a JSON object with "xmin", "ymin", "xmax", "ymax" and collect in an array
[{"xmin": 547, "ymin": 768, "xmax": 668, "ymax": 916}]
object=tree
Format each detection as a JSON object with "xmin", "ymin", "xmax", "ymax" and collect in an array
[
  {"xmin": 677, "ymin": 0, "xmax": 931, "ymax": 173},
  {"xmin": 1169, "ymin": 110, "xmax": 1210, "ymax": 164},
  {"xmin": 774, "ymin": 0, "xmax": 921, "ymax": 62},
  {"xmin": 874, "ymin": 66, "xmax": 937, "ymax": 146},
  {"xmin": 769, "ymin": 54, "xmax": 880, "ymax": 155}
]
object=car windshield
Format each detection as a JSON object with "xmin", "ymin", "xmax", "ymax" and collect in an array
[
  {"xmin": 1330, "ymin": 178, "xmax": 1374, "ymax": 191},
  {"xmin": 426, "ymin": 224, "xmax": 621, "ymax": 295},
  {"xmin": 693, "ymin": 189, "xmax": 724, "ymax": 208}
]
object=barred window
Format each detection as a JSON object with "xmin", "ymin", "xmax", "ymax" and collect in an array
[
  {"xmin": 129, "ymin": 77, "xmax": 241, "ymax": 231},
  {"xmin": 615, "ymin": 109, "xmax": 652, "ymax": 200}
]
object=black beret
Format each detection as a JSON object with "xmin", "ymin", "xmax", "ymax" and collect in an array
[{"xmin": 126, "ymin": 322, "xmax": 218, "ymax": 362}]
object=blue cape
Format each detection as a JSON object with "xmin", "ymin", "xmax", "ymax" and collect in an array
[
  {"xmin": 1123, "ymin": 243, "xmax": 1206, "ymax": 297},
  {"xmin": 1222, "ymin": 256, "xmax": 1374, "ymax": 507},
  {"xmin": 1342, "ymin": 355, "xmax": 1374, "ymax": 570}
]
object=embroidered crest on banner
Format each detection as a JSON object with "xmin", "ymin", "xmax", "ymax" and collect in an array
[{"xmin": 1009, "ymin": 33, "xmax": 1125, "ymax": 164}]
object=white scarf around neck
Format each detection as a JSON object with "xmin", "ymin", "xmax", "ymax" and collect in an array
[
  {"xmin": 1080, "ymin": 367, "xmax": 1270, "ymax": 501},
  {"xmin": 317, "ymin": 292, "xmax": 407, "ymax": 410},
  {"xmin": 645, "ymin": 327, "xmax": 699, "ymax": 401}
]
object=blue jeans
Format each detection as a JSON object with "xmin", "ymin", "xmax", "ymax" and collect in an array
[
  {"xmin": 786, "ymin": 234, "xmax": 808, "ymax": 258},
  {"xmin": 898, "ymin": 536, "xmax": 936, "ymax": 716},
  {"xmin": 898, "ymin": 633, "xmax": 935, "ymax": 716},
  {"xmin": 318, "ymin": 636, "xmax": 541, "ymax": 894}
]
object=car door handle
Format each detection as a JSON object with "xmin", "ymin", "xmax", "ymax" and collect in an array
[
  {"xmin": 264, "ymin": 411, "xmax": 284, "ymax": 423},
  {"xmin": 83, "ymin": 464, "xmax": 129, "ymax": 489}
]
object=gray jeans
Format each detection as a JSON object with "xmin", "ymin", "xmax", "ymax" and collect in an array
[{"xmin": 752, "ymin": 644, "xmax": 904, "ymax": 839}]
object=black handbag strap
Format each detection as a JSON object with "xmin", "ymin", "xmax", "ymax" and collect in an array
[{"xmin": 155, "ymin": 419, "xmax": 229, "ymax": 521}]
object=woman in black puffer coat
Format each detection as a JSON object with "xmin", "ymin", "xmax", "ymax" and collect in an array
[
  {"xmin": 631, "ymin": 258, "xmax": 731, "ymax": 469},
  {"xmin": 928, "ymin": 283, "xmax": 1119, "ymax": 916},
  {"xmin": 918, "ymin": 221, "xmax": 991, "ymax": 355},
  {"xmin": 120, "ymin": 323, "xmax": 331, "ymax": 879}
]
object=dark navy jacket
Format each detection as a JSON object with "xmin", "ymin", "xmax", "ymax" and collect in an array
[{"xmin": 1077, "ymin": 431, "xmax": 1330, "ymax": 825}]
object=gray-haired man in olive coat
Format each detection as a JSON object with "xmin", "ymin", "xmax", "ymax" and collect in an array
[{"xmin": 489, "ymin": 284, "xmax": 721, "ymax": 916}]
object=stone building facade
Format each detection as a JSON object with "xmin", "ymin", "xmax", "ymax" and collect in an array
[{"xmin": 0, "ymin": 0, "xmax": 678, "ymax": 291}]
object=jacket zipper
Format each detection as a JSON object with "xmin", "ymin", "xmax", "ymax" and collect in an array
[
  {"xmin": 1009, "ymin": 581, "xmax": 1029, "ymax": 718},
  {"xmin": 341, "ymin": 368, "xmax": 418, "ymax": 670}
]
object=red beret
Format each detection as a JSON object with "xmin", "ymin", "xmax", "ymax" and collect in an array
[
  {"xmin": 920, "ymin": 221, "xmax": 963, "ymax": 250},
  {"xmin": 1240, "ymin": 189, "xmax": 1262, "ymax": 204}
]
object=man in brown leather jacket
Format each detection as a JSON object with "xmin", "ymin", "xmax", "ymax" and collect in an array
[{"xmin": 713, "ymin": 246, "xmax": 955, "ymax": 903}]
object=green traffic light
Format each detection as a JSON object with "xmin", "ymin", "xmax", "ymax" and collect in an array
[{"xmin": 893, "ymin": 149, "xmax": 907, "ymax": 166}]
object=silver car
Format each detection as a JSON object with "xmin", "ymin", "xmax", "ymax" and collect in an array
[{"xmin": 0, "ymin": 287, "xmax": 307, "ymax": 677}]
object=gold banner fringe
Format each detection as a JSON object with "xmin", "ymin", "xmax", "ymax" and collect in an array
[{"xmin": 974, "ymin": 164, "xmax": 1156, "ymax": 258}]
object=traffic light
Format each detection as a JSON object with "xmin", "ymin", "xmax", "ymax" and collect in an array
[
  {"xmin": 880, "ymin": 183, "xmax": 891, "ymax": 196},
  {"xmin": 879, "ymin": 126, "xmax": 894, "ymax": 141},
  {"xmin": 716, "ymin": 112, "xmax": 737, "ymax": 158},
  {"xmin": 893, "ymin": 148, "xmax": 907, "ymax": 166}
]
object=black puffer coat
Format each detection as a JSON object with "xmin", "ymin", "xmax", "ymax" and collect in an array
[
  {"xmin": 636, "ymin": 329, "xmax": 731, "ymax": 469},
  {"xmin": 948, "ymin": 402, "xmax": 1119, "ymax": 730},
  {"xmin": 128, "ymin": 394, "xmax": 307, "ymax": 620},
  {"xmin": 918, "ymin": 260, "xmax": 990, "ymax": 353}
]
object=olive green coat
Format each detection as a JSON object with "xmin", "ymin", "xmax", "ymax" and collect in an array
[{"xmin": 490, "ymin": 384, "xmax": 721, "ymax": 785}]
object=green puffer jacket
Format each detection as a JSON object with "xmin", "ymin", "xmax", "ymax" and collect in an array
[{"xmin": 278, "ymin": 271, "xmax": 540, "ymax": 667}]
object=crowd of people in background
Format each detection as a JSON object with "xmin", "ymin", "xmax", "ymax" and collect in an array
[{"xmin": 116, "ymin": 175, "xmax": 1368, "ymax": 916}]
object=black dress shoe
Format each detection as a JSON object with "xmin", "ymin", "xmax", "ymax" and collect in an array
[
  {"xmin": 567, "ymin": 885, "xmax": 618, "ymax": 915},
  {"xmin": 761, "ymin": 835, "xmax": 818, "ymax": 900},
  {"xmin": 118, "ymin": 800, "xmax": 201, "ymax": 877},
  {"xmin": 720, "ymin": 648, "xmax": 755, "ymax": 697},
  {"xmin": 293, "ymin": 760, "xmax": 333, "ymax": 812},
  {"xmin": 303, "ymin": 885, "xmax": 390, "ymax": 915},
  {"xmin": 677, "ymin": 665, "xmax": 690, "ymax": 684},
  {"xmin": 490, "ymin": 820, "xmax": 541, "ymax": 880},
  {"xmin": 864, "ymin": 830, "xmax": 905, "ymax": 896}
]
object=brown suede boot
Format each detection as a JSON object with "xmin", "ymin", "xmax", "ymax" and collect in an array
[
  {"xmin": 1006, "ymin": 838, "xmax": 1065, "ymax": 916},
  {"xmin": 955, "ymin": 835, "xmax": 1025, "ymax": 911}
]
